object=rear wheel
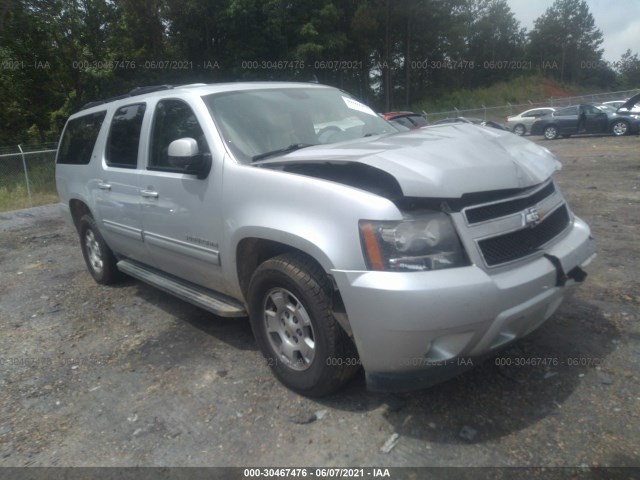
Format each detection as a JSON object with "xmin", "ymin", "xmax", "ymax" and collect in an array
[
  {"xmin": 543, "ymin": 125, "xmax": 559, "ymax": 140},
  {"xmin": 611, "ymin": 120, "xmax": 629, "ymax": 136},
  {"xmin": 513, "ymin": 124, "xmax": 526, "ymax": 136},
  {"xmin": 78, "ymin": 214, "xmax": 122, "ymax": 284},
  {"xmin": 248, "ymin": 253, "xmax": 359, "ymax": 396}
]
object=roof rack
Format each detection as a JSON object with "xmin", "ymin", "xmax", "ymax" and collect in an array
[{"xmin": 79, "ymin": 85, "xmax": 174, "ymax": 111}]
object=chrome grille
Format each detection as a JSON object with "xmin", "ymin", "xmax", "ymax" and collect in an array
[
  {"xmin": 477, "ymin": 205, "xmax": 571, "ymax": 266},
  {"xmin": 465, "ymin": 182, "xmax": 555, "ymax": 224}
]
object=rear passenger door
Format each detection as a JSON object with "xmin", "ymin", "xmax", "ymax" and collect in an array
[
  {"xmin": 92, "ymin": 103, "xmax": 150, "ymax": 264},
  {"xmin": 137, "ymin": 98, "xmax": 224, "ymax": 291}
]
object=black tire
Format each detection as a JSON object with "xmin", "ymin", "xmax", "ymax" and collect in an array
[
  {"xmin": 248, "ymin": 253, "xmax": 359, "ymax": 396},
  {"xmin": 611, "ymin": 120, "xmax": 629, "ymax": 136},
  {"xmin": 513, "ymin": 124, "xmax": 526, "ymax": 136},
  {"xmin": 543, "ymin": 125, "xmax": 559, "ymax": 140},
  {"xmin": 78, "ymin": 214, "xmax": 122, "ymax": 285}
]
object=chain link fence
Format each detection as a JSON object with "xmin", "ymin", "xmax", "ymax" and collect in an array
[
  {"xmin": 1, "ymin": 89, "xmax": 638, "ymax": 212},
  {"xmin": 423, "ymin": 88, "xmax": 640, "ymax": 125},
  {"xmin": 0, "ymin": 144, "xmax": 58, "ymax": 212}
]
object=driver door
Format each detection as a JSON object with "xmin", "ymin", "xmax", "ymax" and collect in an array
[
  {"xmin": 584, "ymin": 105, "xmax": 608, "ymax": 133},
  {"xmin": 138, "ymin": 98, "xmax": 225, "ymax": 291}
]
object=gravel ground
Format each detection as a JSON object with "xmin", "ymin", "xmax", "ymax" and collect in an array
[{"xmin": 0, "ymin": 135, "xmax": 639, "ymax": 472}]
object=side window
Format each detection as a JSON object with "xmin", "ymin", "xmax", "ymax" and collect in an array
[
  {"xmin": 391, "ymin": 116, "xmax": 415, "ymax": 129},
  {"xmin": 106, "ymin": 103, "xmax": 146, "ymax": 168},
  {"xmin": 555, "ymin": 106, "xmax": 577, "ymax": 116},
  {"xmin": 57, "ymin": 111, "xmax": 107, "ymax": 165},
  {"xmin": 149, "ymin": 99, "xmax": 209, "ymax": 170},
  {"xmin": 409, "ymin": 115, "xmax": 428, "ymax": 127}
]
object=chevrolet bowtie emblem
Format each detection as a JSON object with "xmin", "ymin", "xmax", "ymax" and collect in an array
[{"xmin": 524, "ymin": 207, "xmax": 543, "ymax": 227}]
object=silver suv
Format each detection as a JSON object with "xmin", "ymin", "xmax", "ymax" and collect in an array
[{"xmin": 55, "ymin": 82, "xmax": 596, "ymax": 396}]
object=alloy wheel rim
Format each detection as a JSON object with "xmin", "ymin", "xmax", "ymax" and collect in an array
[
  {"xmin": 613, "ymin": 122, "xmax": 627, "ymax": 135},
  {"xmin": 85, "ymin": 229, "xmax": 103, "ymax": 273},
  {"xmin": 263, "ymin": 288, "xmax": 315, "ymax": 371}
]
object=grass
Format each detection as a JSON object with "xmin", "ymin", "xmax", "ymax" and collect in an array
[{"xmin": 0, "ymin": 155, "xmax": 58, "ymax": 212}]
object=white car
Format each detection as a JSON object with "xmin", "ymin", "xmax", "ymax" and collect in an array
[
  {"xmin": 604, "ymin": 99, "xmax": 640, "ymax": 113},
  {"xmin": 507, "ymin": 107, "xmax": 556, "ymax": 136}
]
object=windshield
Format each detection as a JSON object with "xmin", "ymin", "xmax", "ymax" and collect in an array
[{"xmin": 203, "ymin": 87, "xmax": 398, "ymax": 162}]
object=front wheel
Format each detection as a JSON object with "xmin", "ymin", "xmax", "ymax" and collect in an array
[
  {"xmin": 543, "ymin": 125, "xmax": 559, "ymax": 140},
  {"xmin": 611, "ymin": 120, "xmax": 629, "ymax": 136},
  {"xmin": 248, "ymin": 253, "xmax": 359, "ymax": 396},
  {"xmin": 78, "ymin": 214, "xmax": 122, "ymax": 284}
]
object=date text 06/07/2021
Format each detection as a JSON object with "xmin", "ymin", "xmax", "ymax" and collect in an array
[{"xmin": 243, "ymin": 468, "xmax": 391, "ymax": 478}]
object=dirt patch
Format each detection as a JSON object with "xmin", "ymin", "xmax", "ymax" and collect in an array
[
  {"xmin": 541, "ymin": 77, "xmax": 575, "ymax": 98},
  {"xmin": 0, "ymin": 135, "xmax": 639, "ymax": 468}
]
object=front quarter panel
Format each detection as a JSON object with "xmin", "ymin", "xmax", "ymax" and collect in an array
[{"xmin": 221, "ymin": 158, "xmax": 403, "ymax": 298}]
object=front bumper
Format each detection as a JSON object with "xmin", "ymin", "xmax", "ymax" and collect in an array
[{"xmin": 331, "ymin": 216, "xmax": 595, "ymax": 392}]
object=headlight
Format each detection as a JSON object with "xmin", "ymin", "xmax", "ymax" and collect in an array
[{"xmin": 359, "ymin": 212, "xmax": 468, "ymax": 272}]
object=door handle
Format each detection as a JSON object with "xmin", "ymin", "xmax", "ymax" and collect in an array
[
  {"xmin": 140, "ymin": 189, "xmax": 159, "ymax": 199},
  {"xmin": 97, "ymin": 182, "xmax": 111, "ymax": 191}
]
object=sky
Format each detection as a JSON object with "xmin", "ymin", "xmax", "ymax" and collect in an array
[{"xmin": 506, "ymin": 0, "xmax": 640, "ymax": 62}]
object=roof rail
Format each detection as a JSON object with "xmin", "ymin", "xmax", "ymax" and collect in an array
[{"xmin": 79, "ymin": 85, "xmax": 174, "ymax": 111}]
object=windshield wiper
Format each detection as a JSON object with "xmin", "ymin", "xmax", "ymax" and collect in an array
[{"xmin": 252, "ymin": 143, "xmax": 316, "ymax": 162}]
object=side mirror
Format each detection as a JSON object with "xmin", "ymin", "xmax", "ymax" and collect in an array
[{"xmin": 167, "ymin": 138, "xmax": 211, "ymax": 179}]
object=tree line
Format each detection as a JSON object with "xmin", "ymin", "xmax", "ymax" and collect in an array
[{"xmin": 1, "ymin": 0, "xmax": 639, "ymax": 145}]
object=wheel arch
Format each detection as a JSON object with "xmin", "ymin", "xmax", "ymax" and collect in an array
[
  {"xmin": 69, "ymin": 198, "xmax": 93, "ymax": 232},
  {"xmin": 611, "ymin": 118, "xmax": 630, "ymax": 135},
  {"xmin": 235, "ymin": 235, "xmax": 352, "ymax": 337}
]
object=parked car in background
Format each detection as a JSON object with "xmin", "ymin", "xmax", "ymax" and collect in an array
[
  {"xmin": 432, "ymin": 116, "xmax": 510, "ymax": 131},
  {"xmin": 382, "ymin": 111, "xmax": 429, "ymax": 130},
  {"xmin": 603, "ymin": 98, "xmax": 640, "ymax": 112},
  {"xmin": 506, "ymin": 107, "xmax": 556, "ymax": 136},
  {"xmin": 603, "ymin": 100, "xmax": 626, "ymax": 109},
  {"xmin": 530, "ymin": 94, "xmax": 640, "ymax": 139}
]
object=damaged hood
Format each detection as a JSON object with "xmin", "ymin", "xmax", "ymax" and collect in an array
[{"xmin": 255, "ymin": 123, "xmax": 561, "ymax": 198}]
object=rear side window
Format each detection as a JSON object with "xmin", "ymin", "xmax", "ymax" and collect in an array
[
  {"xmin": 390, "ymin": 116, "xmax": 415, "ymax": 129},
  {"xmin": 555, "ymin": 106, "xmax": 577, "ymax": 116},
  {"xmin": 106, "ymin": 103, "xmax": 146, "ymax": 168},
  {"xmin": 57, "ymin": 111, "xmax": 107, "ymax": 165}
]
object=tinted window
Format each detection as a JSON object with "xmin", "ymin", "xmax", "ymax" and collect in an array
[
  {"xmin": 555, "ymin": 107, "xmax": 578, "ymax": 116},
  {"xmin": 408, "ymin": 115, "xmax": 428, "ymax": 126},
  {"xmin": 106, "ymin": 103, "xmax": 146, "ymax": 168},
  {"xmin": 391, "ymin": 116, "xmax": 415, "ymax": 129},
  {"xmin": 150, "ymin": 100, "xmax": 208, "ymax": 170},
  {"xmin": 57, "ymin": 111, "xmax": 106, "ymax": 165}
]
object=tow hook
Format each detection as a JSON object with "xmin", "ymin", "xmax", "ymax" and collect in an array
[
  {"xmin": 544, "ymin": 254, "xmax": 588, "ymax": 286},
  {"xmin": 567, "ymin": 266, "xmax": 587, "ymax": 283}
]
